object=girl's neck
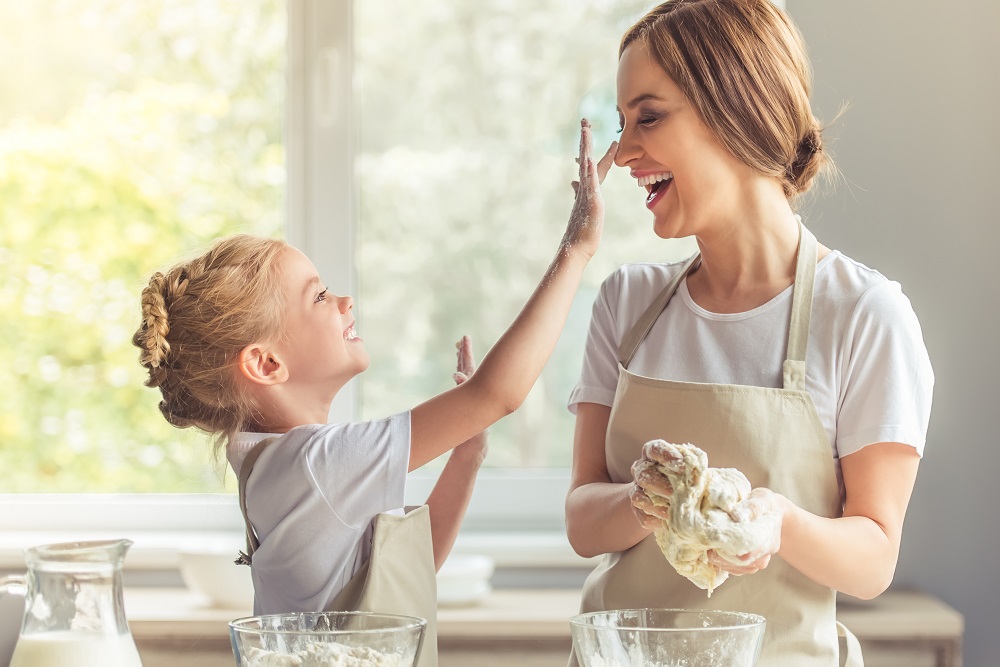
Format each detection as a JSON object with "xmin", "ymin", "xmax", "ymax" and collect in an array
[{"xmin": 251, "ymin": 384, "xmax": 338, "ymax": 432}]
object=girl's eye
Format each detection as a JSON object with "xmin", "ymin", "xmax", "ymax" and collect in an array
[
  {"xmin": 616, "ymin": 112, "xmax": 625, "ymax": 134},
  {"xmin": 315, "ymin": 289, "xmax": 328, "ymax": 303},
  {"xmin": 638, "ymin": 113, "xmax": 661, "ymax": 126}
]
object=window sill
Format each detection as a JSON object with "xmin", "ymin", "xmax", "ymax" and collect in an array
[{"xmin": 0, "ymin": 530, "xmax": 596, "ymax": 571}]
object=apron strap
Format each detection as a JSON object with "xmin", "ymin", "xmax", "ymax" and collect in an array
[
  {"xmin": 617, "ymin": 253, "xmax": 700, "ymax": 368},
  {"xmin": 837, "ymin": 620, "xmax": 865, "ymax": 667},
  {"xmin": 782, "ymin": 221, "xmax": 818, "ymax": 392},
  {"xmin": 235, "ymin": 437, "xmax": 278, "ymax": 566}
]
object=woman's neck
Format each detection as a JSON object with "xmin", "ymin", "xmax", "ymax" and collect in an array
[{"xmin": 685, "ymin": 192, "xmax": 809, "ymax": 314}]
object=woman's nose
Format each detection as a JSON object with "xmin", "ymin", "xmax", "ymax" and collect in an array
[
  {"xmin": 338, "ymin": 296, "xmax": 354, "ymax": 314},
  {"xmin": 614, "ymin": 129, "xmax": 639, "ymax": 168}
]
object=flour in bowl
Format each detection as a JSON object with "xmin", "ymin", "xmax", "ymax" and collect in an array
[{"xmin": 244, "ymin": 642, "xmax": 404, "ymax": 667}]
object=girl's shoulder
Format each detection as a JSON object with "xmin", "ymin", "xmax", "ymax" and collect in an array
[{"xmin": 285, "ymin": 413, "xmax": 411, "ymax": 453}]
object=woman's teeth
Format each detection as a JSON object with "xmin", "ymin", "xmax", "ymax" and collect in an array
[
  {"xmin": 638, "ymin": 172, "xmax": 673, "ymax": 191},
  {"xmin": 344, "ymin": 325, "xmax": 358, "ymax": 341}
]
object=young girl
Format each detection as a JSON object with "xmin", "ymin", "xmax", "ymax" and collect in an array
[{"xmin": 134, "ymin": 121, "xmax": 615, "ymax": 666}]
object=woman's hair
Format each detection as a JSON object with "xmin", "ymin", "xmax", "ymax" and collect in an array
[
  {"xmin": 621, "ymin": 0, "xmax": 831, "ymax": 197},
  {"xmin": 132, "ymin": 234, "xmax": 288, "ymax": 451}
]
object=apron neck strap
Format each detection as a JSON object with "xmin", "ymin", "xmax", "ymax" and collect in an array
[
  {"xmin": 782, "ymin": 221, "xmax": 818, "ymax": 392},
  {"xmin": 617, "ymin": 253, "xmax": 701, "ymax": 369},
  {"xmin": 235, "ymin": 437, "xmax": 278, "ymax": 565},
  {"xmin": 616, "ymin": 221, "xmax": 819, "ymax": 390}
]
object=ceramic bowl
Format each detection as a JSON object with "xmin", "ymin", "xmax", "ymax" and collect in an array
[
  {"xmin": 436, "ymin": 554, "xmax": 495, "ymax": 607},
  {"xmin": 178, "ymin": 548, "xmax": 254, "ymax": 609}
]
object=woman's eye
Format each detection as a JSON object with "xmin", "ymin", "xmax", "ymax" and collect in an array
[
  {"xmin": 616, "ymin": 113, "xmax": 625, "ymax": 134},
  {"xmin": 315, "ymin": 289, "xmax": 328, "ymax": 303},
  {"xmin": 638, "ymin": 114, "xmax": 661, "ymax": 126}
]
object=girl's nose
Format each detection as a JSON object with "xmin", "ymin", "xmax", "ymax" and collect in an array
[{"xmin": 338, "ymin": 296, "xmax": 354, "ymax": 314}]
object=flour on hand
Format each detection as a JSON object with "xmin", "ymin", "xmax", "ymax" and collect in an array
[{"xmin": 641, "ymin": 441, "xmax": 771, "ymax": 596}]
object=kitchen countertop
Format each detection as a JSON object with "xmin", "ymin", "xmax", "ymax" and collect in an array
[{"xmin": 124, "ymin": 587, "xmax": 963, "ymax": 643}]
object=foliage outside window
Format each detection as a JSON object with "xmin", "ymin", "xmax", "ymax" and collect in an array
[{"xmin": 0, "ymin": 0, "xmax": 284, "ymax": 492}]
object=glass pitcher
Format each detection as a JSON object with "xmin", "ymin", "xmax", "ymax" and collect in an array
[{"xmin": 0, "ymin": 539, "xmax": 143, "ymax": 667}]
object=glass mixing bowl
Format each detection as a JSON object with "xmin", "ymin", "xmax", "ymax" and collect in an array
[
  {"xmin": 229, "ymin": 611, "xmax": 426, "ymax": 667},
  {"xmin": 570, "ymin": 609, "xmax": 765, "ymax": 667}
]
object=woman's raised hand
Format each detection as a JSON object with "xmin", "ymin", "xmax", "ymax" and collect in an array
[{"xmin": 564, "ymin": 119, "xmax": 618, "ymax": 259}]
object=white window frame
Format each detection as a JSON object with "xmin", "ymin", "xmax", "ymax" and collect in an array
[{"xmin": 0, "ymin": 0, "xmax": 585, "ymax": 572}]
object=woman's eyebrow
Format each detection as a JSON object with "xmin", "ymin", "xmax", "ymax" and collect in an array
[{"xmin": 622, "ymin": 93, "xmax": 668, "ymax": 110}]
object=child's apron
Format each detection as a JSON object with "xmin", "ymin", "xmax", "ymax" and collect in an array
[
  {"xmin": 570, "ymin": 223, "xmax": 862, "ymax": 667},
  {"xmin": 237, "ymin": 439, "xmax": 438, "ymax": 667}
]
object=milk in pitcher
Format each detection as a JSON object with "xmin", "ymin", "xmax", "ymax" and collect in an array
[{"xmin": 9, "ymin": 631, "xmax": 143, "ymax": 667}]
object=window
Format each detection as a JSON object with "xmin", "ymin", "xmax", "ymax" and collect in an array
[
  {"xmin": 1, "ymin": 0, "xmax": 696, "ymax": 560},
  {"xmin": 0, "ymin": 0, "xmax": 285, "ymax": 494}
]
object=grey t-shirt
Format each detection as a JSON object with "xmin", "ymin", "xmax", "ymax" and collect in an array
[{"xmin": 228, "ymin": 413, "xmax": 411, "ymax": 614}]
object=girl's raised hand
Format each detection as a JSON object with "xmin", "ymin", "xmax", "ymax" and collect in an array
[{"xmin": 565, "ymin": 119, "xmax": 617, "ymax": 259}]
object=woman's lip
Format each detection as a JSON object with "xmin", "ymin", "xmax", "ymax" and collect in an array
[{"xmin": 645, "ymin": 179, "xmax": 672, "ymax": 210}]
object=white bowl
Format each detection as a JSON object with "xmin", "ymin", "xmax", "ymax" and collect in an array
[
  {"xmin": 178, "ymin": 549, "xmax": 255, "ymax": 609},
  {"xmin": 436, "ymin": 554, "xmax": 495, "ymax": 607}
]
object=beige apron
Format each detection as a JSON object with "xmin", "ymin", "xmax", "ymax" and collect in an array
[
  {"xmin": 237, "ymin": 438, "xmax": 439, "ymax": 667},
  {"xmin": 572, "ymin": 224, "xmax": 862, "ymax": 667}
]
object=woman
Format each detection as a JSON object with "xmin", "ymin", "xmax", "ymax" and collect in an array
[{"xmin": 564, "ymin": 2, "xmax": 933, "ymax": 665}]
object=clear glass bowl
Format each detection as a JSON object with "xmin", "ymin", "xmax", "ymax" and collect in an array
[
  {"xmin": 229, "ymin": 612, "xmax": 426, "ymax": 667},
  {"xmin": 570, "ymin": 609, "xmax": 765, "ymax": 667}
]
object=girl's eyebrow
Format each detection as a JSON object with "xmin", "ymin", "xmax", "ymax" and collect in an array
[{"xmin": 302, "ymin": 276, "xmax": 322, "ymax": 297}]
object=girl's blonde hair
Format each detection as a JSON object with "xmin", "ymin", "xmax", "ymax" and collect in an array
[
  {"xmin": 132, "ymin": 234, "xmax": 288, "ymax": 450},
  {"xmin": 622, "ymin": 0, "xmax": 830, "ymax": 197}
]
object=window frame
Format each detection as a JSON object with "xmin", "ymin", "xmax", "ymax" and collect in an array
[{"xmin": 0, "ymin": 0, "xmax": 582, "ymax": 571}]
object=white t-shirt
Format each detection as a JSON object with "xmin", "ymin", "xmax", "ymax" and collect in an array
[
  {"xmin": 569, "ymin": 250, "xmax": 934, "ymax": 480},
  {"xmin": 227, "ymin": 413, "xmax": 410, "ymax": 615}
]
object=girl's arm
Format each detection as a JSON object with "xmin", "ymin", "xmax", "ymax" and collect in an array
[
  {"xmin": 565, "ymin": 402, "xmax": 652, "ymax": 557},
  {"xmin": 425, "ymin": 337, "xmax": 488, "ymax": 570},
  {"xmin": 408, "ymin": 121, "xmax": 617, "ymax": 471}
]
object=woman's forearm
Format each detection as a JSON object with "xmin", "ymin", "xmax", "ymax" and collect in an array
[
  {"xmin": 565, "ymin": 481, "xmax": 651, "ymax": 558},
  {"xmin": 777, "ymin": 495, "xmax": 898, "ymax": 600}
]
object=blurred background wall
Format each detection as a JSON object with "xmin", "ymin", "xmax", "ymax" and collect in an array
[{"xmin": 792, "ymin": 2, "xmax": 1000, "ymax": 665}]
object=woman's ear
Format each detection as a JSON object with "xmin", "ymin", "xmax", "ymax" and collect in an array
[{"xmin": 238, "ymin": 344, "xmax": 288, "ymax": 386}]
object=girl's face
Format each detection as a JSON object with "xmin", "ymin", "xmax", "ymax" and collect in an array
[
  {"xmin": 615, "ymin": 41, "xmax": 753, "ymax": 239},
  {"xmin": 273, "ymin": 246, "xmax": 369, "ymax": 392}
]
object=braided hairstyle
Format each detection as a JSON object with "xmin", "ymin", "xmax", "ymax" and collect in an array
[
  {"xmin": 132, "ymin": 235, "xmax": 287, "ymax": 449},
  {"xmin": 621, "ymin": 0, "xmax": 831, "ymax": 199}
]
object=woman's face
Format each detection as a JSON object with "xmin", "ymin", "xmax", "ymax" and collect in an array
[{"xmin": 615, "ymin": 41, "xmax": 752, "ymax": 239}]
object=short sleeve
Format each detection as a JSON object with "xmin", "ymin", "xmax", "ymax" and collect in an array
[
  {"xmin": 568, "ymin": 269, "xmax": 624, "ymax": 413},
  {"xmin": 836, "ymin": 282, "xmax": 934, "ymax": 457},
  {"xmin": 302, "ymin": 412, "xmax": 411, "ymax": 530}
]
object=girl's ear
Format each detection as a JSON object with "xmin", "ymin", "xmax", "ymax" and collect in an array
[{"xmin": 238, "ymin": 344, "xmax": 288, "ymax": 386}]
